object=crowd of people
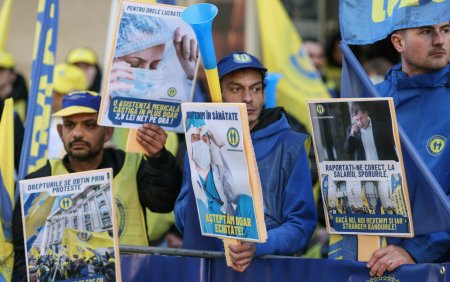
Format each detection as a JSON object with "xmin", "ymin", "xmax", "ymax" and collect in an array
[
  {"xmin": 27, "ymin": 252, "xmax": 116, "ymax": 282},
  {"xmin": 1, "ymin": 5, "xmax": 448, "ymax": 280}
]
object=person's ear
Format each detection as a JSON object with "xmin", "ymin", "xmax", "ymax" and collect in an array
[
  {"xmin": 8, "ymin": 71, "xmax": 17, "ymax": 84},
  {"xmin": 104, "ymin": 126, "xmax": 114, "ymax": 143},
  {"xmin": 57, "ymin": 124, "xmax": 63, "ymax": 139},
  {"xmin": 391, "ymin": 33, "xmax": 405, "ymax": 53}
]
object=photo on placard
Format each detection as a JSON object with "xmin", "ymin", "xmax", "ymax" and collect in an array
[
  {"xmin": 99, "ymin": 0, "xmax": 199, "ymax": 132},
  {"xmin": 308, "ymin": 98, "xmax": 413, "ymax": 237}
]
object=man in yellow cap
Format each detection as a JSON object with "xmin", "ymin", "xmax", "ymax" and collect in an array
[
  {"xmin": 0, "ymin": 49, "xmax": 28, "ymax": 123},
  {"xmin": 48, "ymin": 63, "xmax": 88, "ymax": 159},
  {"xmin": 66, "ymin": 47, "xmax": 102, "ymax": 92},
  {"xmin": 13, "ymin": 91, "xmax": 182, "ymax": 279},
  {"xmin": 0, "ymin": 50, "xmax": 27, "ymax": 171}
]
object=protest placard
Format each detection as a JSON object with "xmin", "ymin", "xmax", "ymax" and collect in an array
[
  {"xmin": 20, "ymin": 169, "xmax": 121, "ymax": 282},
  {"xmin": 182, "ymin": 103, "xmax": 267, "ymax": 242},
  {"xmin": 308, "ymin": 98, "xmax": 413, "ymax": 237},
  {"xmin": 99, "ymin": 0, "xmax": 199, "ymax": 133}
]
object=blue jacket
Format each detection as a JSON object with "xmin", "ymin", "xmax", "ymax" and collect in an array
[
  {"xmin": 175, "ymin": 108, "xmax": 317, "ymax": 256},
  {"xmin": 376, "ymin": 63, "xmax": 450, "ymax": 263}
]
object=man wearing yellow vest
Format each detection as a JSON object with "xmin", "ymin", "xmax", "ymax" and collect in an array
[
  {"xmin": 0, "ymin": 50, "xmax": 27, "ymax": 171},
  {"xmin": 0, "ymin": 50, "xmax": 28, "ymax": 124},
  {"xmin": 13, "ymin": 91, "xmax": 182, "ymax": 279}
]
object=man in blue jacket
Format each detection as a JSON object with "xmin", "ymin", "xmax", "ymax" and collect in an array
[
  {"xmin": 175, "ymin": 52, "xmax": 317, "ymax": 272},
  {"xmin": 368, "ymin": 22, "xmax": 450, "ymax": 276}
]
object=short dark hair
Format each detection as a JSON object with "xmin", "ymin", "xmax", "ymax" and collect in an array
[
  {"xmin": 351, "ymin": 103, "xmax": 368, "ymax": 116},
  {"xmin": 219, "ymin": 68, "xmax": 267, "ymax": 90}
]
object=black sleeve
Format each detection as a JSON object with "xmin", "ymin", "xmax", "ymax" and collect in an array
[
  {"xmin": 12, "ymin": 162, "xmax": 51, "ymax": 282},
  {"xmin": 14, "ymin": 113, "xmax": 24, "ymax": 172},
  {"xmin": 136, "ymin": 148, "xmax": 182, "ymax": 213},
  {"xmin": 12, "ymin": 199, "xmax": 26, "ymax": 282}
]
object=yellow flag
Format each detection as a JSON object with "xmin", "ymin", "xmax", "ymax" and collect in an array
[
  {"xmin": 257, "ymin": 0, "xmax": 330, "ymax": 133},
  {"xmin": 0, "ymin": 98, "xmax": 14, "ymax": 205},
  {"xmin": 25, "ymin": 194, "xmax": 57, "ymax": 240},
  {"xmin": 30, "ymin": 247, "xmax": 40, "ymax": 260},
  {"xmin": 62, "ymin": 228, "xmax": 114, "ymax": 260},
  {"xmin": 0, "ymin": 0, "xmax": 12, "ymax": 50},
  {"xmin": 0, "ymin": 98, "xmax": 14, "ymax": 282}
]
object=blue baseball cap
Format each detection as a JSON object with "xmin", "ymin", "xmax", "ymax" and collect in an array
[
  {"xmin": 217, "ymin": 52, "xmax": 267, "ymax": 78},
  {"xmin": 53, "ymin": 91, "xmax": 101, "ymax": 117}
]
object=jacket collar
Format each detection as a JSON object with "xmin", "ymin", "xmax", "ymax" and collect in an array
[
  {"xmin": 251, "ymin": 107, "xmax": 290, "ymax": 140},
  {"xmin": 387, "ymin": 63, "xmax": 450, "ymax": 90}
]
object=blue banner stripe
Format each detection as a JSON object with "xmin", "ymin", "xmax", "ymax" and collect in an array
[
  {"xmin": 340, "ymin": 0, "xmax": 450, "ymax": 44},
  {"xmin": 16, "ymin": 0, "xmax": 58, "ymax": 204}
]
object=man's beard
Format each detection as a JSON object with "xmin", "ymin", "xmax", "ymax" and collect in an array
[{"xmin": 67, "ymin": 139, "xmax": 102, "ymax": 161}]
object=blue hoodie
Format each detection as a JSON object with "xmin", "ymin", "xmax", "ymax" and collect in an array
[
  {"xmin": 175, "ymin": 108, "xmax": 317, "ymax": 256},
  {"xmin": 376, "ymin": 63, "xmax": 450, "ymax": 263}
]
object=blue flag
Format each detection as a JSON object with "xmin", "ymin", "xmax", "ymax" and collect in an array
[
  {"xmin": 340, "ymin": 42, "xmax": 450, "ymax": 235},
  {"xmin": 340, "ymin": 0, "xmax": 450, "ymax": 44},
  {"xmin": 16, "ymin": 0, "xmax": 59, "ymax": 203}
]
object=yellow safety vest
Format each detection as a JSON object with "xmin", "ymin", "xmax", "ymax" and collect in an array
[{"xmin": 49, "ymin": 153, "xmax": 148, "ymax": 246}]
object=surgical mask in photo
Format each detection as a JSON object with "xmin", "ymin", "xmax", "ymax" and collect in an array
[
  {"xmin": 192, "ymin": 140, "xmax": 211, "ymax": 169},
  {"xmin": 113, "ymin": 67, "xmax": 164, "ymax": 99}
]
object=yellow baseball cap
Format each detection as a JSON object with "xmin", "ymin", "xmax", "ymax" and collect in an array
[
  {"xmin": 67, "ymin": 47, "xmax": 97, "ymax": 65},
  {"xmin": 53, "ymin": 63, "xmax": 88, "ymax": 94},
  {"xmin": 53, "ymin": 91, "xmax": 101, "ymax": 117},
  {"xmin": 0, "ymin": 50, "xmax": 15, "ymax": 69}
]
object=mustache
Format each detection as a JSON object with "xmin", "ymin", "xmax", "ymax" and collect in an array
[
  {"xmin": 428, "ymin": 48, "xmax": 447, "ymax": 55},
  {"xmin": 69, "ymin": 138, "xmax": 90, "ymax": 148}
]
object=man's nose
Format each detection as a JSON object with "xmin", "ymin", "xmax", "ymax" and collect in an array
[
  {"xmin": 432, "ymin": 30, "xmax": 445, "ymax": 46},
  {"xmin": 242, "ymin": 88, "xmax": 253, "ymax": 103},
  {"xmin": 71, "ymin": 125, "xmax": 84, "ymax": 137}
]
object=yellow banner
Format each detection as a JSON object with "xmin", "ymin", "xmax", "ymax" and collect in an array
[{"xmin": 257, "ymin": 0, "xmax": 330, "ymax": 133}]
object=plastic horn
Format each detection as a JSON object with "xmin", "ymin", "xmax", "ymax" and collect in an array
[
  {"xmin": 264, "ymin": 73, "xmax": 282, "ymax": 108},
  {"xmin": 182, "ymin": 3, "xmax": 222, "ymax": 102}
]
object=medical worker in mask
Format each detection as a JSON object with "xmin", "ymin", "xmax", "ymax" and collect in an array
[
  {"xmin": 186, "ymin": 119, "xmax": 257, "ymax": 238},
  {"xmin": 108, "ymin": 12, "xmax": 198, "ymax": 101}
]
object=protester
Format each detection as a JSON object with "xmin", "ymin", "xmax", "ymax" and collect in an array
[
  {"xmin": 175, "ymin": 52, "xmax": 317, "ymax": 272},
  {"xmin": 0, "ymin": 49, "xmax": 29, "ymax": 123},
  {"xmin": 0, "ymin": 50, "xmax": 26, "ymax": 171},
  {"xmin": 48, "ymin": 63, "xmax": 88, "ymax": 159},
  {"xmin": 303, "ymin": 38, "xmax": 338, "ymax": 97},
  {"xmin": 363, "ymin": 57, "xmax": 393, "ymax": 84},
  {"xmin": 66, "ymin": 47, "xmax": 103, "ymax": 92},
  {"xmin": 368, "ymin": 22, "xmax": 450, "ymax": 276},
  {"xmin": 324, "ymin": 31, "xmax": 343, "ymax": 96},
  {"xmin": 13, "ymin": 91, "xmax": 182, "ymax": 280}
]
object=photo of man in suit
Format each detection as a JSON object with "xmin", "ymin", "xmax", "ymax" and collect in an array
[{"xmin": 344, "ymin": 102, "xmax": 398, "ymax": 161}]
